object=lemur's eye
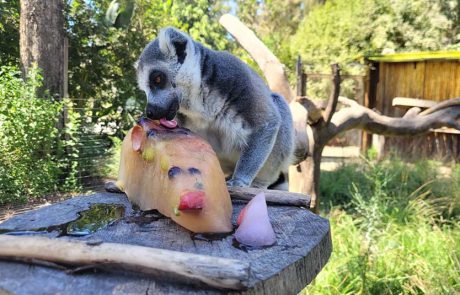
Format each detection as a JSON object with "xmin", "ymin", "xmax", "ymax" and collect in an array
[{"xmin": 149, "ymin": 71, "xmax": 166, "ymax": 89}]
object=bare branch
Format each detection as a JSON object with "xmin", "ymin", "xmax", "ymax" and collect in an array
[
  {"xmin": 290, "ymin": 101, "xmax": 310, "ymax": 162},
  {"xmin": 338, "ymin": 96, "xmax": 358, "ymax": 107},
  {"xmin": 296, "ymin": 97, "xmax": 323, "ymax": 124},
  {"xmin": 403, "ymin": 107, "xmax": 422, "ymax": 118},
  {"xmin": 322, "ymin": 64, "xmax": 340, "ymax": 125},
  {"xmin": 326, "ymin": 98, "xmax": 460, "ymax": 142},
  {"xmin": 0, "ymin": 235, "xmax": 250, "ymax": 290},
  {"xmin": 219, "ymin": 14, "xmax": 294, "ymax": 101},
  {"xmin": 420, "ymin": 97, "xmax": 460, "ymax": 115}
]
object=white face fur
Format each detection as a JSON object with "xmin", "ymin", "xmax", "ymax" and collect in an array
[{"xmin": 136, "ymin": 28, "xmax": 202, "ymax": 103}]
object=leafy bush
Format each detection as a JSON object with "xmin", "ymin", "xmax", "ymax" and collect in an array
[
  {"xmin": 307, "ymin": 159, "xmax": 460, "ymax": 294},
  {"xmin": 0, "ymin": 66, "xmax": 80, "ymax": 204}
]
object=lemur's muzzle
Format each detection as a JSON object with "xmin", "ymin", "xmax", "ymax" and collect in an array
[
  {"xmin": 146, "ymin": 102, "xmax": 178, "ymax": 120},
  {"xmin": 146, "ymin": 91, "xmax": 180, "ymax": 120}
]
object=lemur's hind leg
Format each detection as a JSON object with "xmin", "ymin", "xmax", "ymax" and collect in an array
[
  {"xmin": 252, "ymin": 93, "xmax": 294, "ymax": 189},
  {"xmin": 251, "ymin": 158, "xmax": 284, "ymax": 189},
  {"xmin": 226, "ymin": 117, "xmax": 281, "ymax": 187},
  {"xmin": 251, "ymin": 129, "xmax": 293, "ymax": 188}
]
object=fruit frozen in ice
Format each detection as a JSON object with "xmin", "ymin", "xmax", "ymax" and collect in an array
[{"xmin": 116, "ymin": 118, "xmax": 232, "ymax": 233}]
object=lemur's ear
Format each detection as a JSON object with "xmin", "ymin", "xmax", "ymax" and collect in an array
[{"xmin": 159, "ymin": 27, "xmax": 188, "ymax": 64}]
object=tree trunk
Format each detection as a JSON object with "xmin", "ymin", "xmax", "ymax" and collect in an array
[
  {"xmin": 20, "ymin": 0, "xmax": 65, "ymax": 100},
  {"xmin": 289, "ymin": 145, "xmax": 323, "ymax": 213}
]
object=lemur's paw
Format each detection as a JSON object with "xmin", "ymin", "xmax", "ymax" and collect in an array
[{"xmin": 226, "ymin": 178, "xmax": 250, "ymax": 187}]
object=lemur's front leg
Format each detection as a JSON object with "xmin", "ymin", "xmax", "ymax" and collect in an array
[{"xmin": 227, "ymin": 118, "xmax": 281, "ymax": 187}]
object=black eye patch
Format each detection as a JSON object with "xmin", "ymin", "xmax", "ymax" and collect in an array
[{"xmin": 149, "ymin": 70, "xmax": 166, "ymax": 89}]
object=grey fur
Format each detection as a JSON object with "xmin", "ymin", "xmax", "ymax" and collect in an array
[{"xmin": 136, "ymin": 27, "xmax": 294, "ymax": 188}]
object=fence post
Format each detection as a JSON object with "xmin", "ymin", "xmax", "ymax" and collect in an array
[{"xmin": 296, "ymin": 56, "xmax": 306, "ymax": 97}]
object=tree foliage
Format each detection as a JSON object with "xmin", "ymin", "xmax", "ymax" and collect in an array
[
  {"xmin": 291, "ymin": 0, "xmax": 460, "ymax": 73},
  {"xmin": 0, "ymin": 0, "xmax": 19, "ymax": 65}
]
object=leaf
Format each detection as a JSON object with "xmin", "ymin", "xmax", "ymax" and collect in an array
[
  {"xmin": 105, "ymin": 0, "xmax": 120, "ymax": 26},
  {"xmin": 105, "ymin": 0, "xmax": 135, "ymax": 29},
  {"xmin": 115, "ymin": 0, "xmax": 135, "ymax": 29}
]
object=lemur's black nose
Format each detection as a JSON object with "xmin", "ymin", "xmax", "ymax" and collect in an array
[
  {"xmin": 146, "ymin": 100, "xmax": 179, "ymax": 120},
  {"xmin": 146, "ymin": 104, "xmax": 168, "ymax": 120},
  {"xmin": 166, "ymin": 99, "xmax": 180, "ymax": 120}
]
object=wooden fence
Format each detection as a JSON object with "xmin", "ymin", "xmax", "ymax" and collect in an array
[{"xmin": 295, "ymin": 57, "xmax": 366, "ymax": 149}]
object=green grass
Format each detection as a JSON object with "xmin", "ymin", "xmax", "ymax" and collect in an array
[{"xmin": 303, "ymin": 158, "xmax": 460, "ymax": 294}]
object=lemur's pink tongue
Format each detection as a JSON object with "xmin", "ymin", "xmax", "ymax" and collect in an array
[{"xmin": 159, "ymin": 118, "xmax": 178, "ymax": 129}]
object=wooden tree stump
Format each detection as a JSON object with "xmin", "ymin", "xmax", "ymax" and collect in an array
[{"xmin": 0, "ymin": 191, "xmax": 331, "ymax": 294}]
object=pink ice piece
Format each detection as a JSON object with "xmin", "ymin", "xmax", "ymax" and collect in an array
[{"xmin": 235, "ymin": 192, "xmax": 276, "ymax": 247}]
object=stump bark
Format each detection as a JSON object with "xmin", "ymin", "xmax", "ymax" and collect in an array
[{"xmin": 0, "ymin": 191, "xmax": 332, "ymax": 295}]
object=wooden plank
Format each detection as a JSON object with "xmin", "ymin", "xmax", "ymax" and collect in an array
[
  {"xmin": 322, "ymin": 146, "xmax": 361, "ymax": 158},
  {"xmin": 0, "ymin": 192, "xmax": 332, "ymax": 295},
  {"xmin": 392, "ymin": 97, "xmax": 436, "ymax": 109},
  {"xmin": 430, "ymin": 127, "xmax": 460, "ymax": 135},
  {"xmin": 362, "ymin": 63, "xmax": 379, "ymax": 151},
  {"xmin": 375, "ymin": 62, "xmax": 386, "ymax": 114}
]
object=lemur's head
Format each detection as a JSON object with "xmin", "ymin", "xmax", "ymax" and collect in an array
[{"xmin": 136, "ymin": 27, "xmax": 197, "ymax": 121}]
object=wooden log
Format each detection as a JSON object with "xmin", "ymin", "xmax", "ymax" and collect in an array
[
  {"xmin": 0, "ymin": 235, "xmax": 250, "ymax": 291},
  {"xmin": 219, "ymin": 14, "xmax": 294, "ymax": 102},
  {"xmin": 228, "ymin": 187, "xmax": 310, "ymax": 208}
]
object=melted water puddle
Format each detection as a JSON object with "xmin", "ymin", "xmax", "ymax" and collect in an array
[
  {"xmin": 0, "ymin": 203, "xmax": 125, "ymax": 236},
  {"xmin": 66, "ymin": 204, "xmax": 125, "ymax": 236}
]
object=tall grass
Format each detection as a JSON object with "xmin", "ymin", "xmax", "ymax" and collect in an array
[{"xmin": 304, "ymin": 159, "xmax": 460, "ymax": 294}]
